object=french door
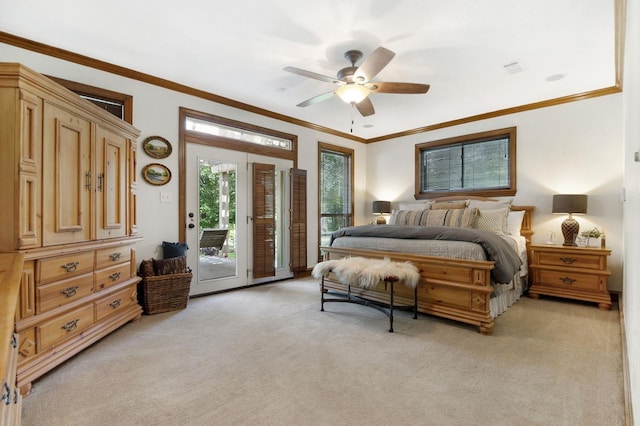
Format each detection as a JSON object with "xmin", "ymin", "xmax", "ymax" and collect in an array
[{"xmin": 186, "ymin": 143, "xmax": 293, "ymax": 295}]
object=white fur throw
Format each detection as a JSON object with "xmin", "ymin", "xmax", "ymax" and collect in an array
[{"xmin": 312, "ymin": 257, "xmax": 420, "ymax": 289}]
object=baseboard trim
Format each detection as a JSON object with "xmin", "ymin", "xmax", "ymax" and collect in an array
[{"xmin": 619, "ymin": 293, "xmax": 634, "ymax": 426}]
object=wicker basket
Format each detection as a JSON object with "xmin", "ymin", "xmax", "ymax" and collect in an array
[{"xmin": 138, "ymin": 272, "xmax": 192, "ymax": 314}]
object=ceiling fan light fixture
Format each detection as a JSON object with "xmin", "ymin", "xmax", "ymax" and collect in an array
[{"xmin": 336, "ymin": 84, "xmax": 370, "ymax": 104}]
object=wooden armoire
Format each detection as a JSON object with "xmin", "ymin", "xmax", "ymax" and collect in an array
[{"xmin": 0, "ymin": 63, "xmax": 143, "ymax": 396}]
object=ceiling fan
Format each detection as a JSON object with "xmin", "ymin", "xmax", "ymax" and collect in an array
[{"xmin": 283, "ymin": 47, "xmax": 430, "ymax": 117}]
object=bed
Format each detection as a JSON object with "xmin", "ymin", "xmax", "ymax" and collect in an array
[{"xmin": 319, "ymin": 197, "xmax": 534, "ymax": 335}]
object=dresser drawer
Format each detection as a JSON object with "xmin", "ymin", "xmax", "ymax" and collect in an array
[
  {"xmin": 536, "ymin": 251, "xmax": 603, "ymax": 270},
  {"xmin": 94, "ymin": 262, "xmax": 131, "ymax": 292},
  {"xmin": 95, "ymin": 286, "xmax": 136, "ymax": 321},
  {"xmin": 37, "ymin": 273, "xmax": 93, "ymax": 313},
  {"xmin": 537, "ymin": 269, "xmax": 604, "ymax": 292},
  {"xmin": 38, "ymin": 251, "xmax": 94, "ymax": 285},
  {"xmin": 37, "ymin": 305, "xmax": 94, "ymax": 350},
  {"xmin": 95, "ymin": 245, "xmax": 133, "ymax": 270}
]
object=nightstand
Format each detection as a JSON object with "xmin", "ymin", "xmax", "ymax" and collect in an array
[{"xmin": 528, "ymin": 244, "xmax": 612, "ymax": 310}]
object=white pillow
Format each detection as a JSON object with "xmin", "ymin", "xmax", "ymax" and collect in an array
[
  {"xmin": 476, "ymin": 207, "xmax": 509, "ymax": 235},
  {"xmin": 467, "ymin": 198, "xmax": 513, "ymax": 210},
  {"xmin": 506, "ymin": 210, "xmax": 525, "ymax": 235}
]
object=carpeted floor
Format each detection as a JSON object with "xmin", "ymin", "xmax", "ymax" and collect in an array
[{"xmin": 21, "ymin": 278, "xmax": 625, "ymax": 426}]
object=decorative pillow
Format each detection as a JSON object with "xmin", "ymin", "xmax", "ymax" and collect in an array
[
  {"xmin": 476, "ymin": 207, "xmax": 509, "ymax": 235},
  {"xmin": 506, "ymin": 210, "xmax": 526, "ymax": 235},
  {"xmin": 467, "ymin": 198, "xmax": 513, "ymax": 210},
  {"xmin": 138, "ymin": 259, "xmax": 155, "ymax": 277},
  {"xmin": 162, "ymin": 241, "xmax": 188, "ymax": 259},
  {"xmin": 443, "ymin": 208, "xmax": 479, "ymax": 228},
  {"xmin": 153, "ymin": 256, "xmax": 188, "ymax": 275},
  {"xmin": 431, "ymin": 201, "xmax": 467, "ymax": 210},
  {"xmin": 389, "ymin": 209, "xmax": 427, "ymax": 226},
  {"xmin": 398, "ymin": 202, "xmax": 431, "ymax": 211},
  {"xmin": 418, "ymin": 209, "xmax": 447, "ymax": 226}
]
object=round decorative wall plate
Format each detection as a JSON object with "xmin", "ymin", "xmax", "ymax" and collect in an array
[
  {"xmin": 142, "ymin": 163, "xmax": 171, "ymax": 186},
  {"xmin": 142, "ymin": 136, "xmax": 172, "ymax": 159}
]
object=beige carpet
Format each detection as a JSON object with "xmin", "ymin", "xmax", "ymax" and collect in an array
[{"xmin": 21, "ymin": 278, "xmax": 624, "ymax": 426}]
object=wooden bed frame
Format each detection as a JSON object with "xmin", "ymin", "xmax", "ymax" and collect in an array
[{"xmin": 320, "ymin": 200, "xmax": 534, "ymax": 335}]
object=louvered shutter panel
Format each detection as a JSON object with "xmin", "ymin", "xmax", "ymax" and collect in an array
[
  {"xmin": 253, "ymin": 163, "xmax": 275, "ymax": 278},
  {"xmin": 290, "ymin": 169, "xmax": 307, "ymax": 272}
]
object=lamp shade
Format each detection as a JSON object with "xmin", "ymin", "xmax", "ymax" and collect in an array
[
  {"xmin": 372, "ymin": 201, "xmax": 391, "ymax": 214},
  {"xmin": 552, "ymin": 194, "xmax": 587, "ymax": 214}
]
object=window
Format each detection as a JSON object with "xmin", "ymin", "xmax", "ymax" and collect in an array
[
  {"xmin": 318, "ymin": 143, "xmax": 354, "ymax": 254},
  {"xmin": 186, "ymin": 117, "xmax": 292, "ymax": 150},
  {"xmin": 182, "ymin": 109, "xmax": 296, "ymax": 164},
  {"xmin": 415, "ymin": 127, "xmax": 516, "ymax": 199},
  {"xmin": 46, "ymin": 76, "xmax": 132, "ymax": 124}
]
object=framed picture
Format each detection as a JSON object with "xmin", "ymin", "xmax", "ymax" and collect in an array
[
  {"xmin": 142, "ymin": 136, "xmax": 172, "ymax": 159},
  {"xmin": 142, "ymin": 163, "xmax": 172, "ymax": 186}
]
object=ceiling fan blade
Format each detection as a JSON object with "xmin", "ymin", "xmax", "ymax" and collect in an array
[
  {"xmin": 283, "ymin": 66, "xmax": 341, "ymax": 84},
  {"xmin": 355, "ymin": 97, "xmax": 375, "ymax": 117},
  {"xmin": 367, "ymin": 82, "xmax": 430, "ymax": 94},
  {"xmin": 353, "ymin": 47, "xmax": 395, "ymax": 83},
  {"xmin": 296, "ymin": 90, "xmax": 336, "ymax": 107}
]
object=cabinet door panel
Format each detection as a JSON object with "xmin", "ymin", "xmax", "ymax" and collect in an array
[
  {"xmin": 17, "ymin": 90, "xmax": 41, "ymax": 249},
  {"xmin": 42, "ymin": 102, "xmax": 92, "ymax": 246},
  {"xmin": 96, "ymin": 126, "xmax": 127, "ymax": 239}
]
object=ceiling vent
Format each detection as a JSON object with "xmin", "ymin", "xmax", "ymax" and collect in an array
[{"xmin": 503, "ymin": 61, "xmax": 524, "ymax": 74}]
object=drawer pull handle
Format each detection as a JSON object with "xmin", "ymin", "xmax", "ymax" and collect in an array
[
  {"xmin": 559, "ymin": 277, "xmax": 576, "ymax": 285},
  {"xmin": 109, "ymin": 298, "xmax": 122, "ymax": 309},
  {"xmin": 1, "ymin": 383, "xmax": 9, "ymax": 405},
  {"xmin": 60, "ymin": 319, "xmax": 79, "ymax": 332},
  {"xmin": 60, "ymin": 286, "xmax": 79, "ymax": 298},
  {"xmin": 109, "ymin": 252, "xmax": 122, "ymax": 261},
  {"xmin": 10, "ymin": 334, "xmax": 17, "ymax": 349},
  {"xmin": 560, "ymin": 257, "xmax": 577, "ymax": 264},
  {"xmin": 61, "ymin": 262, "xmax": 80, "ymax": 273},
  {"xmin": 108, "ymin": 272, "xmax": 121, "ymax": 281}
]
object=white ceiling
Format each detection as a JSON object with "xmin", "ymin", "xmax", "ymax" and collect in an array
[{"xmin": 1, "ymin": 0, "xmax": 616, "ymax": 139}]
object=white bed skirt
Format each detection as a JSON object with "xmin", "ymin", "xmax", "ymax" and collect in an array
[{"xmin": 490, "ymin": 274, "xmax": 525, "ymax": 318}]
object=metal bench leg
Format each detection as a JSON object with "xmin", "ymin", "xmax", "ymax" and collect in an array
[{"xmin": 388, "ymin": 279, "xmax": 394, "ymax": 332}]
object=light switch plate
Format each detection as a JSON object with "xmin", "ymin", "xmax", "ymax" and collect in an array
[{"xmin": 160, "ymin": 192, "xmax": 172, "ymax": 203}]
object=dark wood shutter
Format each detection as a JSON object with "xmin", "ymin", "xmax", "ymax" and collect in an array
[
  {"xmin": 290, "ymin": 168, "xmax": 307, "ymax": 272},
  {"xmin": 253, "ymin": 163, "xmax": 275, "ymax": 278}
]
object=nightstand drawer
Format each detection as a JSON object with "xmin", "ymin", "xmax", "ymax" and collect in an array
[
  {"xmin": 537, "ymin": 269, "xmax": 604, "ymax": 292},
  {"xmin": 536, "ymin": 251, "xmax": 603, "ymax": 270}
]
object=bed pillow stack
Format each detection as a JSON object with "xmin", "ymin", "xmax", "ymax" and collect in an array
[
  {"xmin": 389, "ymin": 200, "xmax": 478, "ymax": 228},
  {"xmin": 389, "ymin": 198, "xmax": 524, "ymax": 236}
]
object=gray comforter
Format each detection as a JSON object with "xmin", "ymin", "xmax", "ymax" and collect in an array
[{"xmin": 330, "ymin": 225, "xmax": 522, "ymax": 283}]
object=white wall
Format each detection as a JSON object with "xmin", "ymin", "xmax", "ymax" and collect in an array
[
  {"xmin": 367, "ymin": 95, "xmax": 624, "ymax": 291},
  {"xmin": 0, "ymin": 43, "xmax": 368, "ymax": 268},
  {"xmin": 623, "ymin": 0, "xmax": 640, "ymax": 420}
]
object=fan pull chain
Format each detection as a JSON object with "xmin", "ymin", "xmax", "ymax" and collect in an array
[{"xmin": 350, "ymin": 103, "xmax": 355, "ymax": 133}]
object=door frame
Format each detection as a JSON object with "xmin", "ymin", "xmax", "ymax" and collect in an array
[
  {"xmin": 178, "ymin": 108, "xmax": 301, "ymax": 286},
  {"xmin": 178, "ymin": 108, "xmax": 298, "ymax": 244}
]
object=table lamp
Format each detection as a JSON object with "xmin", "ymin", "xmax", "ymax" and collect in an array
[
  {"xmin": 372, "ymin": 201, "xmax": 391, "ymax": 224},
  {"xmin": 552, "ymin": 194, "xmax": 587, "ymax": 246}
]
